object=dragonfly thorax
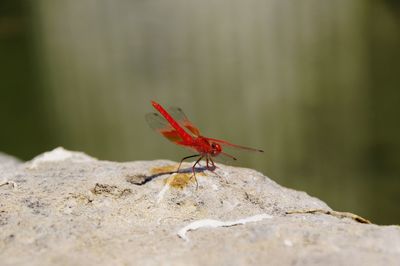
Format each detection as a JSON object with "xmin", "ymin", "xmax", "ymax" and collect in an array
[{"xmin": 193, "ymin": 137, "xmax": 222, "ymax": 157}]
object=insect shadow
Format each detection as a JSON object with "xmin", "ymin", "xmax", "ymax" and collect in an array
[{"xmin": 135, "ymin": 165, "xmax": 209, "ymax": 185}]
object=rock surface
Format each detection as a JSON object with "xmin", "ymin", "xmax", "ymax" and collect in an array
[
  {"xmin": 0, "ymin": 152, "xmax": 21, "ymax": 170},
  {"xmin": 0, "ymin": 147, "xmax": 399, "ymax": 266}
]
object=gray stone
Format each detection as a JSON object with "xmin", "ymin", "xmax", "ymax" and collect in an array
[
  {"xmin": 0, "ymin": 152, "xmax": 22, "ymax": 189},
  {"xmin": 0, "ymin": 147, "xmax": 399, "ymax": 266},
  {"xmin": 0, "ymin": 152, "xmax": 21, "ymax": 169}
]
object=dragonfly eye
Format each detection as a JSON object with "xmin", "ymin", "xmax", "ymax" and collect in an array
[{"xmin": 211, "ymin": 143, "xmax": 222, "ymax": 155}]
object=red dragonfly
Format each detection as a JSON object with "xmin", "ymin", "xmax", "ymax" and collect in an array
[{"xmin": 146, "ymin": 101, "xmax": 263, "ymax": 187}]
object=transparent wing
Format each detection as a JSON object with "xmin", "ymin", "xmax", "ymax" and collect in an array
[
  {"xmin": 168, "ymin": 106, "xmax": 201, "ymax": 137},
  {"xmin": 145, "ymin": 112, "xmax": 185, "ymax": 143},
  {"xmin": 206, "ymin": 137, "xmax": 264, "ymax": 152}
]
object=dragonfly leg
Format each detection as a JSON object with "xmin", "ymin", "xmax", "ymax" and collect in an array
[
  {"xmin": 177, "ymin": 154, "xmax": 200, "ymax": 173},
  {"xmin": 191, "ymin": 155, "xmax": 203, "ymax": 189},
  {"xmin": 210, "ymin": 157, "xmax": 216, "ymax": 170},
  {"xmin": 205, "ymin": 155, "xmax": 216, "ymax": 171},
  {"xmin": 208, "ymin": 157, "xmax": 228, "ymax": 184}
]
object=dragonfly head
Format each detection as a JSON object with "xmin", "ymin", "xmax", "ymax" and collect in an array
[{"xmin": 210, "ymin": 142, "xmax": 222, "ymax": 156}]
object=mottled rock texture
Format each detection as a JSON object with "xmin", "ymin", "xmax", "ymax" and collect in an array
[{"xmin": 0, "ymin": 148, "xmax": 399, "ymax": 266}]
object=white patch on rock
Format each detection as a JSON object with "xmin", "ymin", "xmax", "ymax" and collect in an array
[
  {"xmin": 27, "ymin": 147, "xmax": 96, "ymax": 169},
  {"xmin": 284, "ymin": 239, "xmax": 293, "ymax": 247},
  {"xmin": 177, "ymin": 213, "xmax": 273, "ymax": 241},
  {"xmin": 157, "ymin": 174, "xmax": 174, "ymax": 204}
]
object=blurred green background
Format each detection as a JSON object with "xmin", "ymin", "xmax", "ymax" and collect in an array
[{"xmin": 1, "ymin": 1, "xmax": 399, "ymax": 224}]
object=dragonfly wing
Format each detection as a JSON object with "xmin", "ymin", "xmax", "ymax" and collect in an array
[
  {"xmin": 205, "ymin": 137, "xmax": 264, "ymax": 152},
  {"xmin": 168, "ymin": 106, "xmax": 201, "ymax": 137},
  {"xmin": 145, "ymin": 112, "xmax": 185, "ymax": 143},
  {"xmin": 211, "ymin": 152, "xmax": 238, "ymax": 163}
]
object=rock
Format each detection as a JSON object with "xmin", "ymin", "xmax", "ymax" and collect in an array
[
  {"xmin": 0, "ymin": 152, "xmax": 22, "ymax": 189},
  {"xmin": 0, "ymin": 147, "xmax": 399, "ymax": 265},
  {"xmin": 27, "ymin": 147, "xmax": 96, "ymax": 169},
  {"xmin": 0, "ymin": 152, "xmax": 21, "ymax": 169}
]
